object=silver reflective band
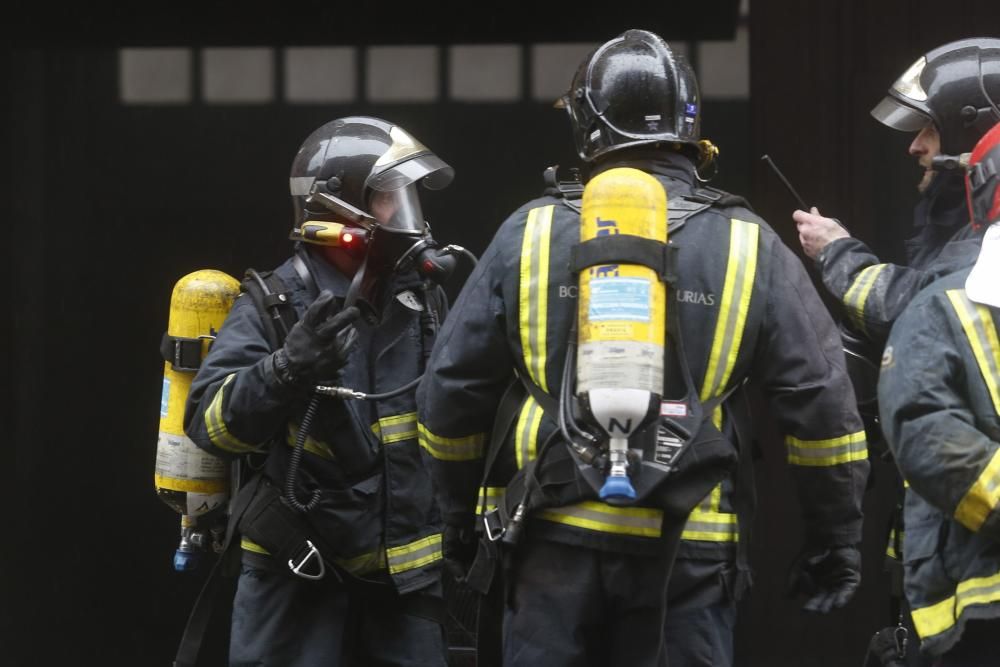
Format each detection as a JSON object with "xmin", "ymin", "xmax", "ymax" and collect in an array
[{"xmin": 892, "ymin": 56, "xmax": 928, "ymax": 101}]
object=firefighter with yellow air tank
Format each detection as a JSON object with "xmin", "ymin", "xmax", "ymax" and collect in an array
[
  {"xmin": 174, "ymin": 116, "xmax": 466, "ymax": 667},
  {"xmin": 417, "ymin": 28, "xmax": 870, "ymax": 667}
]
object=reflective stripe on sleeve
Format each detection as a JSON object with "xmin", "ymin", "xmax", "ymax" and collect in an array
[
  {"xmin": 785, "ymin": 430, "xmax": 868, "ymax": 466},
  {"xmin": 519, "ymin": 205, "xmax": 554, "ymax": 393},
  {"xmin": 417, "ymin": 424, "xmax": 486, "ymax": 461},
  {"xmin": 911, "ymin": 569, "xmax": 1000, "ymax": 640},
  {"xmin": 536, "ymin": 501, "xmax": 663, "ymax": 538},
  {"xmin": 386, "ymin": 533, "xmax": 443, "ymax": 574},
  {"xmin": 955, "ymin": 448, "xmax": 1000, "ymax": 532},
  {"xmin": 843, "ymin": 264, "xmax": 888, "ymax": 334},
  {"xmin": 371, "ymin": 412, "xmax": 419, "ymax": 444},
  {"xmin": 205, "ymin": 374, "xmax": 258, "ymax": 453}
]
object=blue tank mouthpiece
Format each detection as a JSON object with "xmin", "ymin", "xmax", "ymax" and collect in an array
[
  {"xmin": 599, "ymin": 475, "xmax": 637, "ymax": 501},
  {"xmin": 173, "ymin": 549, "xmax": 200, "ymax": 572}
]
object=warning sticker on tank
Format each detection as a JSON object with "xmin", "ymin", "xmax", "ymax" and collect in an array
[
  {"xmin": 588, "ymin": 278, "xmax": 651, "ymax": 322},
  {"xmin": 161, "ymin": 377, "xmax": 171, "ymax": 418}
]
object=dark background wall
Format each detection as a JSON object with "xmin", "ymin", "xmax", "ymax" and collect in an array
[{"xmin": 3, "ymin": 1, "xmax": 1000, "ymax": 665}]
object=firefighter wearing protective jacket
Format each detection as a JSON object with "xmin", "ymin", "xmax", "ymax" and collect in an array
[
  {"xmin": 795, "ymin": 37, "xmax": 1000, "ymax": 348},
  {"xmin": 878, "ymin": 121, "xmax": 1000, "ymax": 664},
  {"xmin": 417, "ymin": 29, "xmax": 869, "ymax": 667},
  {"xmin": 184, "ymin": 117, "xmax": 451, "ymax": 666},
  {"xmin": 793, "ymin": 39, "xmax": 1000, "ymax": 665}
]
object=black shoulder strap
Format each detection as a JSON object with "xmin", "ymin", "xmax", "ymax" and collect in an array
[
  {"xmin": 686, "ymin": 185, "xmax": 753, "ymax": 211},
  {"xmin": 240, "ymin": 269, "xmax": 297, "ymax": 351},
  {"xmin": 542, "ymin": 165, "xmax": 584, "ymax": 213}
]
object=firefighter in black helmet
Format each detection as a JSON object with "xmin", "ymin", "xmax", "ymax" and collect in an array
[
  {"xmin": 184, "ymin": 116, "xmax": 454, "ymax": 667},
  {"xmin": 793, "ymin": 38, "xmax": 1000, "ymax": 667},
  {"xmin": 795, "ymin": 38, "xmax": 1000, "ymax": 339},
  {"xmin": 418, "ymin": 29, "xmax": 868, "ymax": 667}
]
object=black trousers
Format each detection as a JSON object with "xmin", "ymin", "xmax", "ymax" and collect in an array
[
  {"xmin": 663, "ymin": 557, "xmax": 739, "ymax": 667},
  {"xmin": 501, "ymin": 537, "xmax": 681, "ymax": 667},
  {"xmin": 228, "ymin": 563, "xmax": 447, "ymax": 667}
]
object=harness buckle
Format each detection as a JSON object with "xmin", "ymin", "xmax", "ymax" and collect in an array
[
  {"xmin": 483, "ymin": 508, "xmax": 506, "ymax": 543},
  {"xmin": 288, "ymin": 539, "xmax": 326, "ymax": 580}
]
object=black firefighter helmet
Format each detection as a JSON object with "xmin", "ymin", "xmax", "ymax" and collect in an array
[
  {"xmin": 558, "ymin": 29, "xmax": 715, "ymax": 168},
  {"xmin": 871, "ymin": 37, "xmax": 1000, "ymax": 155},
  {"xmin": 288, "ymin": 116, "xmax": 454, "ymax": 276}
]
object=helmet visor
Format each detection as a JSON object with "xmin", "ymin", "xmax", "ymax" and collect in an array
[
  {"xmin": 870, "ymin": 95, "xmax": 931, "ymax": 132},
  {"xmin": 369, "ymin": 153, "xmax": 455, "ymax": 193},
  {"xmin": 369, "ymin": 183, "xmax": 426, "ymax": 234}
]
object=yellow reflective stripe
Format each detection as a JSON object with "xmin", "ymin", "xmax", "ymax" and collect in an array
[
  {"xmin": 371, "ymin": 412, "xmax": 418, "ymax": 444},
  {"xmin": 519, "ymin": 206, "xmax": 553, "ymax": 392},
  {"xmin": 709, "ymin": 483, "xmax": 722, "ymax": 512},
  {"xmin": 386, "ymin": 533, "xmax": 443, "ymax": 574},
  {"xmin": 843, "ymin": 264, "xmax": 888, "ymax": 334},
  {"xmin": 886, "ymin": 528, "xmax": 900, "ymax": 560},
  {"xmin": 701, "ymin": 219, "xmax": 759, "ymax": 427},
  {"xmin": 205, "ymin": 374, "xmax": 257, "ymax": 453},
  {"xmin": 241, "ymin": 539, "xmax": 387, "ymax": 575},
  {"xmin": 417, "ymin": 424, "xmax": 486, "ymax": 461},
  {"xmin": 681, "ymin": 508, "xmax": 739, "ymax": 542},
  {"xmin": 948, "ymin": 290, "xmax": 1000, "ymax": 413},
  {"xmin": 336, "ymin": 548, "xmax": 387, "ymax": 575},
  {"xmin": 478, "ymin": 486, "xmax": 507, "ymax": 513},
  {"xmin": 786, "ymin": 430, "xmax": 868, "ymax": 466},
  {"xmin": 911, "ymin": 569, "xmax": 1000, "ymax": 639},
  {"xmin": 241, "ymin": 537, "xmax": 270, "ymax": 555},
  {"xmin": 515, "ymin": 396, "xmax": 543, "ymax": 469},
  {"xmin": 286, "ymin": 422, "xmax": 335, "ymax": 460},
  {"xmin": 955, "ymin": 448, "xmax": 1000, "ymax": 532},
  {"xmin": 536, "ymin": 501, "xmax": 663, "ymax": 537}
]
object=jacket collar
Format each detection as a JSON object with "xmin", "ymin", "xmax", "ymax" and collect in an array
[{"xmin": 590, "ymin": 150, "xmax": 698, "ymax": 190}]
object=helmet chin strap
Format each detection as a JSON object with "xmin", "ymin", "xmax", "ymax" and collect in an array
[{"xmin": 343, "ymin": 252, "xmax": 369, "ymax": 310}]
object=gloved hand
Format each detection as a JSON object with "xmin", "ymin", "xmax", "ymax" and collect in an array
[
  {"xmin": 273, "ymin": 290, "xmax": 360, "ymax": 388},
  {"xmin": 442, "ymin": 522, "xmax": 478, "ymax": 582},
  {"xmin": 787, "ymin": 543, "xmax": 861, "ymax": 613}
]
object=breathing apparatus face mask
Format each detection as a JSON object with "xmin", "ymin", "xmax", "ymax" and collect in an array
[{"xmin": 365, "ymin": 183, "xmax": 459, "ymax": 284}]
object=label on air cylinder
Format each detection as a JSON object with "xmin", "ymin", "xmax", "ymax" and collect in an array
[
  {"xmin": 587, "ymin": 278, "xmax": 651, "ymax": 322},
  {"xmin": 155, "ymin": 432, "xmax": 228, "ymax": 494},
  {"xmin": 577, "ymin": 340, "xmax": 663, "ymax": 393}
]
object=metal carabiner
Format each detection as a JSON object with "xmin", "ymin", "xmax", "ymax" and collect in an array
[{"xmin": 288, "ymin": 539, "xmax": 326, "ymax": 580}]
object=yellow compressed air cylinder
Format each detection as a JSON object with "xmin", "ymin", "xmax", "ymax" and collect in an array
[
  {"xmin": 155, "ymin": 270, "xmax": 240, "ymax": 518},
  {"xmin": 577, "ymin": 167, "xmax": 668, "ymax": 396}
]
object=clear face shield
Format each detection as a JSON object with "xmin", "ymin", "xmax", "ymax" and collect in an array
[{"xmin": 369, "ymin": 183, "xmax": 427, "ymax": 235}]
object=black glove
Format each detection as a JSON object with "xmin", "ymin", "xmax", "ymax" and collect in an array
[
  {"xmin": 787, "ymin": 544, "xmax": 861, "ymax": 613},
  {"xmin": 273, "ymin": 290, "xmax": 359, "ymax": 388},
  {"xmin": 442, "ymin": 523, "xmax": 478, "ymax": 582}
]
